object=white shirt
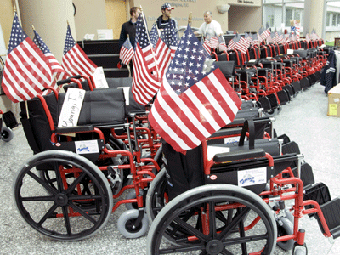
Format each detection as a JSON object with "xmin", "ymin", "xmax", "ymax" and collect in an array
[{"xmin": 198, "ymin": 20, "xmax": 223, "ymax": 38}]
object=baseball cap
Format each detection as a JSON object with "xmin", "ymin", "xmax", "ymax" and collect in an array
[{"xmin": 161, "ymin": 3, "xmax": 174, "ymax": 10}]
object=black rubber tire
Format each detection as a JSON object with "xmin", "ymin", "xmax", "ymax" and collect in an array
[
  {"xmin": 1, "ymin": 126, "xmax": 14, "ymax": 142},
  {"xmin": 14, "ymin": 150, "xmax": 113, "ymax": 241},
  {"xmin": 145, "ymin": 166, "xmax": 167, "ymax": 223},
  {"xmin": 147, "ymin": 184, "xmax": 277, "ymax": 255},
  {"xmin": 116, "ymin": 209, "xmax": 149, "ymax": 238}
]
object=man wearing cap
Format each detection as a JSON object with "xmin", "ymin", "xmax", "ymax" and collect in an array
[
  {"xmin": 195, "ymin": 11, "xmax": 224, "ymax": 38},
  {"xmin": 156, "ymin": 3, "xmax": 177, "ymax": 31}
]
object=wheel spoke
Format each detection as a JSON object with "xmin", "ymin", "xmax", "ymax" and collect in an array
[
  {"xmin": 65, "ymin": 172, "xmax": 87, "ymax": 195},
  {"xmin": 68, "ymin": 195, "xmax": 103, "ymax": 201},
  {"xmin": 27, "ymin": 171, "xmax": 58, "ymax": 195},
  {"xmin": 174, "ymin": 217, "xmax": 209, "ymax": 242},
  {"xmin": 62, "ymin": 206, "xmax": 72, "ymax": 236},
  {"xmin": 53, "ymin": 163, "xmax": 65, "ymax": 192},
  {"xmin": 69, "ymin": 202, "xmax": 98, "ymax": 224},
  {"xmin": 217, "ymin": 207, "xmax": 251, "ymax": 241},
  {"xmin": 21, "ymin": 195, "xmax": 54, "ymax": 201},
  {"xmin": 221, "ymin": 248, "xmax": 233, "ymax": 255},
  {"xmin": 37, "ymin": 203, "xmax": 58, "ymax": 227},
  {"xmin": 159, "ymin": 243, "xmax": 206, "ymax": 254},
  {"xmin": 208, "ymin": 201, "xmax": 217, "ymax": 239}
]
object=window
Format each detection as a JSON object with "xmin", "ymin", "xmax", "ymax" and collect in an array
[
  {"xmin": 332, "ymin": 13, "xmax": 337, "ymax": 26},
  {"xmin": 286, "ymin": 8, "xmax": 293, "ymax": 26},
  {"xmin": 337, "ymin": 14, "xmax": 340, "ymax": 25}
]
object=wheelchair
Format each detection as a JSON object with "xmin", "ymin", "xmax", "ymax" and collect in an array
[
  {"xmin": 14, "ymin": 80, "xmax": 161, "ymax": 241},
  {"xmin": 0, "ymin": 109, "xmax": 14, "ymax": 142},
  {"xmin": 145, "ymin": 117, "xmax": 340, "ymax": 255}
]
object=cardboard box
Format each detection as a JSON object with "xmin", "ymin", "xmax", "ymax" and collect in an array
[{"xmin": 327, "ymin": 85, "xmax": 340, "ymax": 117}]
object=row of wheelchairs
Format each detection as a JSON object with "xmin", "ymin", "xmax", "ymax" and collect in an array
[
  {"xmin": 210, "ymin": 39, "xmax": 328, "ymax": 115},
  {"xmin": 14, "ymin": 69, "xmax": 340, "ymax": 254}
]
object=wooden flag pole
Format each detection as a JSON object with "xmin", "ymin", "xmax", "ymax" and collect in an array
[{"xmin": 188, "ymin": 12, "xmax": 192, "ymax": 26}]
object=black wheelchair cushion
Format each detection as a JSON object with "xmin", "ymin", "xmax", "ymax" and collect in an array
[{"xmin": 57, "ymin": 88, "xmax": 126, "ymax": 126}]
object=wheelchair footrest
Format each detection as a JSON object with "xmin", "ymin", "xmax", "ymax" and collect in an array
[
  {"xmin": 291, "ymin": 162, "xmax": 314, "ymax": 186},
  {"xmin": 317, "ymin": 197, "xmax": 340, "ymax": 239},
  {"xmin": 304, "ymin": 183, "xmax": 331, "ymax": 217}
]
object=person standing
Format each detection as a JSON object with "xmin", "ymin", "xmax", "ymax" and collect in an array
[
  {"xmin": 118, "ymin": 7, "xmax": 141, "ymax": 50},
  {"xmin": 195, "ymin": 11, "xmax": 224, "ymax": 38},
  {"xmin": 156, "ymin": 3, "xmax": 177, "ymax": 31},
  {"xmin": 118, "ymin": 7, "xmax": 141, "ymax": 74}
]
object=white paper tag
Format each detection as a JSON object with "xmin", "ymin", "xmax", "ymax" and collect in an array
[
  {"xmin": 237, "ymin": 167, "xmax": 267, "ymax": 187},
  {"xmin": 58, "ymin": 88, "xmax": 85, "ymax": 127},
  {"xmin": 287, "ymin": 49, "xmax": 294, "ymax": 54},
  {"xmin": 207, "ymin": 145, "xmax": 230, "ymax": 161},
  {"xmin": 119, "ymin": 87, "xmax": 130, "ymax": 105},
  {"xmin": 75, "ymin": 140, "xmax": 99, "ymax": 154},
  {"xmin": 92, "ymin": 67, "xmax": 109, "ymax": 88}
]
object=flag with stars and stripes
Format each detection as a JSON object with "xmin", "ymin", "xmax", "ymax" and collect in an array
[
  {"xmin": 119, "ymin": 37, "xmax": 134, "ymax": 65},
  {"xmin": 229, "ymin": 34, "xmax": 248, "ymax": 54},
  {"xmin": 202, "ymin": 36, "xmax": 218, "ymax": 55},
  {"xmin": 132, "ymin": 13, "xmax": 161, "ymax": 105},
  {"xmin": 150, "ymin": 24, "xmax": 171, "ymax": 80},
  {"xmin": 1, "ymin": 13, "xmax": 53, "ymax": 103},
  {"xmin": 218, "ymin": 36, "xmax": 227, "ymax": 52},
  {"xmin": 160, "ymin": 20, "xmax": 179, "ymax": 58},
  {"xmin": 62, "ymin": 25, "xmax": 97, "ymax": 77},
  {"xmin": 148, "ymin": 25, "xmax": 242, "ymax": 152},
  {"xmin": 33, "ymin": 29, "xmax": 67, "ymax": 87},
  {"xmin": 259, "ymin": 26, "xmax": 270, "ymax": 42}
]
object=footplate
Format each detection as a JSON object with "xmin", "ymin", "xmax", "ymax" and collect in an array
[{"xmin": 316, "ymin": 198, "xmax": 340, "ymax": 239}]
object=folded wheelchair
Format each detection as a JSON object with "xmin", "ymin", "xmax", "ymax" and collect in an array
[
  {"xmin": 14, "ymin": 81, "xmax": 161, "ymax": 241},
  {"xmin": 145, "ymin": 116, "xmax": 340, "ymax": 255}
]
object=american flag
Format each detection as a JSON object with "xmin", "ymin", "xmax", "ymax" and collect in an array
[
  {"xmin": 218, "ymin": 36, "xmax": 227, "ymax": 52},
  {"xmin": 119, "ymin": 37, "xmax": 134, "ymax": 65},
  {"xmin": 132, "ymin": 13, "xmax": 161, "ymax": 105},
  {"xmin": 150, "ymin": 23, "xmax": 171, "ymax": 80},
  {"xmin": 245, "ymin": 33, "xmax": 253, "ymax": 44},
  {"xmin": 148, "ymin": 25, "xmax": 242, "ymax": 152},
  {"xmin": 62, "ymin": 25, "xmax": 97, "ymax": 77},
  {"xmin": 259, "ymin": 26, "xmax": 270, "ymax": 41},
  {"xmin": 1, "ymin": 13, "xmax": 53, "ymax": 103},
  {"xmin": 293, "ymin": 20, "xmax": 300, "ymax": 40},
  {"xmin": 228, "ymin": 34, "xmax": 248, "ymax": 54},
  {"xmin": 202, "ymin": 36, "xmax": 219, "ymax": 55},
  {"xmin": 33, "ymin": 29, "xmax": 67, "ymax": 87},
  {"xmin": 306, "ymin": 33, "xmax": 310, "ymax": 43},
  {"xmin": 252, "ymin": 33, "xmax": 259, "ymax": 46},
  {"xmin": 160, "ymin": 20, "xmax": 178, "ymax": 58}
]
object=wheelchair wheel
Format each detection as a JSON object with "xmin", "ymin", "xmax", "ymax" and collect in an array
[
  {"xmin": 1, "ymin": 126, "xmax": 14, "ymax": 142},
  {"xmin": 145, "ymin": 166, "xmax": 168, "ymax": 222},
  {"xmin": 147, "ymin": 184, "xmax": 277, "ymax": 255},
  {"xmin": 117, "ymin": 209, "xmax": 149, "ymax": 238},
  {"xmin": 14, "ymin": 150, "xmax": 113, "ymax": 241}
]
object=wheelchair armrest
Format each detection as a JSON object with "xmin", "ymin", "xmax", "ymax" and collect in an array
[
  {"xmin": 208, "ymin": 127, "xmax": 243, "ymax": 139},
  {"xmin": 213, "ymin": 148, "xmax": 265, "ymax": 162},
  {"xmin": 55, "ymin": 125, "xmax": 94, "ymax": 133}
]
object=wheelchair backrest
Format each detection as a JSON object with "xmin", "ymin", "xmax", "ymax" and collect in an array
[
  {"xmin": 106, "ymin": 77, "xmax": 145, "ymax": 113},
  {"xmin": 215, "ymin": 61, "xmax": 236, "ymax": 77}
]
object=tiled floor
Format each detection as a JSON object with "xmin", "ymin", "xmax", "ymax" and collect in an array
[{"xmin": 0, "ymin": 83, "xmax": 339, "ymax": 254}]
